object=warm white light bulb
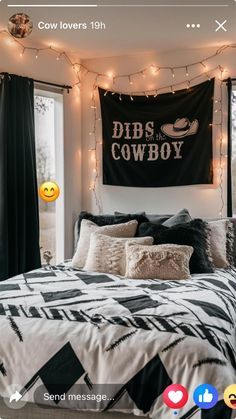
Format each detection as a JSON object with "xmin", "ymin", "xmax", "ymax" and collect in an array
[
  {"xmin": 107, "ymin": 71, "xmax": 114, "ymax": 79},
  {"xmin": 152, "ymin": 66, "xmax": 160, "ymax": 75}
]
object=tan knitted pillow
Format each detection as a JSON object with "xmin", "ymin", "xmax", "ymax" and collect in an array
[
  {"xmin": 72, "ymin": 219, "xmax": 138, "ymax": 268},
  {"xmin": 125, "ymin": 243, "xmax": 193, "ymax": 280},
  {"xmin": 84, "ymin": 233, "xmax": 153, "ymax": 275}
]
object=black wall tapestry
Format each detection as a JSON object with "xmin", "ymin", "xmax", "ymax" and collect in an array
[{"xmin": 99, "ymin": 79, "xmax": 214, "ymax": 187}]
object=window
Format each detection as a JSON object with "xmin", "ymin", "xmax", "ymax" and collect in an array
[
  {"xmin": 232, "ymin": 88, "xmax": 236, "ymax": 216},
  {"xmin": 34, "ymin": 89, "xmax": 64, "ymax": 264}
]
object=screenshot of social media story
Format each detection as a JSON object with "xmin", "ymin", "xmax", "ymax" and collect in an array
[{"xmin": 0, "ymin": 0, "xmax": 236, "ymax": 419}]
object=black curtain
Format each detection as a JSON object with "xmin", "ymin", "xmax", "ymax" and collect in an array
[{"xmin": 0, "ymin": 73, "xmax": 41, "ymax": 281}]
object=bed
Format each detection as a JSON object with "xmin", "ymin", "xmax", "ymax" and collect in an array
[{"xmin": 0, "ymin": 261, "xmax": 235, "ymax": 419}]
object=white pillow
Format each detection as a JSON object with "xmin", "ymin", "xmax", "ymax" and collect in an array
[
  {"xmin": 208, "ymin": 220, "xmax": 234, "ymax": 268},
  {"xmin": 72, "ymin": 219, "xmax": 138, "ymax": 268},
  {"xmin": 84, "ymin": 233, "xmax": 154, "ymax": 275}
]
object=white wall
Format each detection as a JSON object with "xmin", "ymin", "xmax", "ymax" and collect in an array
[
  {"xmin": 81, "ymin": 47, "xmax": 234, "ymax": 218},
  {"xmin": 63, "ymin": 90, "xmax": 82, "ymax": 258},
  {"xmin": 0, "ymin": 42, "xmax": 82, "ymax": 258}
]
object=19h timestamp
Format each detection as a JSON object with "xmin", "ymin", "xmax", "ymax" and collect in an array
[{"xmin": 90, "ymin": 21, "xmax": 106, "ymax": 30}]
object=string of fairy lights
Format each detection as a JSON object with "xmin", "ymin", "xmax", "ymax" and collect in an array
[
  {"xmin": 90, "ymin": 74, "xmax": 103, "ymax": 214},
  {"xmin": 0, "ymin": 27, "xmax": 233, "ymax": 215},
  {"xmin": 0, "ymin": 28, "xmax": 234, "ymax": 88},
  {"xmin": 219, "ymin": 68, "xmax": 226, "ymax": 218}
]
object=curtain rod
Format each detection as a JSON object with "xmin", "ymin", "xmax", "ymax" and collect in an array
[
  {"xmin": 34, "ymin": 79, "xmax": 72, "ymax": 92},
  {"xmin": 223, "ymin": 77, "xmax": 236, "ymax": 83},
  {"xmin": 0, "ymin": 72, "xmax": 72, "ymax": 92}
]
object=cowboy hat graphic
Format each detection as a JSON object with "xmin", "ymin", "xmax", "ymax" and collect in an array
[{"xmin": 161, "ymin": 117, "xmax": 199, "ymax": 139}]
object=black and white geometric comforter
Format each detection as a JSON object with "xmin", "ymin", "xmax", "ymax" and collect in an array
[{"xmin": 0, "ymin": 263, "xmax": 236, "ymax": 419}]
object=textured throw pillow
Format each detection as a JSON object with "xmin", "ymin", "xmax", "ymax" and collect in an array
[
  {"xmin": 84, "ymin": 234, "xmax": 154, "ymax": 275},
  {"xmin": 138, "ymin": 219, "xmax": 214, "ymax": 274},
  {"xmin": 72, "ymin": 219, "xmax": 138, "ymax": 268},
  {"xmin": 162, "ymin": 209, "xmax": 192, "ymax": 227},
  {"xmin": 76, "ymin": 211, "xmax": 148, "ymax": 239},
  {"xmin": 146, "ymin": 209, "xmax": 191, "ymax": 226},
  {"xmin": 125, "ymin": 243, "xmax": 193, "ymax": 280},
  {"xmin": 208, "ymin": 220, "xmax": 234, "ymax": 268}
]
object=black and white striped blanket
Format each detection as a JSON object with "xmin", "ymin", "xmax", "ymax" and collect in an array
[{"xmin": 0, "ymin": 263, "xmax": 236, "ymax": 419}]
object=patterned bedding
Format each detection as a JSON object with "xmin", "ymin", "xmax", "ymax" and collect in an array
[{"xmin": 0, "ymin": 263, "xmax": 236, "ymax": 419}]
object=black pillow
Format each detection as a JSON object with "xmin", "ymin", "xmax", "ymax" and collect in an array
[
  {"xmin": 114, "ymin": 211, "xmax": 146, "ymax": 216},
  {"xmin": 115, "ymin": 209, "xmax": 191, "ymax": 227},
  {"xmin": 77, "ymin": 211, "xmax": 149, "ymax": 238},
  {"xmin": 138, "ymin": 219, "xmax": 214, "ymax": 274}
]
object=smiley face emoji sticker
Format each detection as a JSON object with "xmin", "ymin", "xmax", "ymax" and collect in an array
[
  {"xmin": 224, "ymin": 385, "xmax": 236, "ymax": 409},
  {"xmin": 39, "ymin": 181, "xmax": 60, "ymax": 202}
]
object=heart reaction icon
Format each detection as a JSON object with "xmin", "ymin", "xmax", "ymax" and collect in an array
[{"xmin": 163, "ymin": 384, "xmax": 189, "ymax": 410}]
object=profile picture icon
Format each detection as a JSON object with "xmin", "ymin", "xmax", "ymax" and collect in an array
[{"xmin": 8, "ymin": 13, "xmax": 33, "ymax": 39}]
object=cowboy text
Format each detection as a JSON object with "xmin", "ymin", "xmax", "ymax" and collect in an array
[{"xmin": 111, "ymin": 141, "xmax": 184, "ymax": 161}]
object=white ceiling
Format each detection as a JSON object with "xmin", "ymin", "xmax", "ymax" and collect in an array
[{"xmin": 0, "ymin": 0, "xmax": 236, "ymax": 59}]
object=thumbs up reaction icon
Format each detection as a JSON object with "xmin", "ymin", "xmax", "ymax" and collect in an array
[
  {"xmin": 198, "ymin": 389, "xmax": 213, "ymax": 403},
  {"xmin": 194, "ymin": 385, "xmax": 218, "ymax": 409}
]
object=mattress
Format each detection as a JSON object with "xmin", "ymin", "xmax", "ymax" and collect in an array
[{"xmin": 0, "ymin": 262, "xmax": 235, "ymax": 419}]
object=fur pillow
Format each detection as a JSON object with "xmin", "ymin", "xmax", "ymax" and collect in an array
[
  {"xmin": 72, "ymin": 219, "xmax": 138, "ymax": 268},
  {"xmin": 208, "ymin": 220, "xmax": 234, "ymax": 268},
  {"xmin": 84, "ymin": 234, "xmax": 154, "ymax": 275},
  {"xmin": 138, "ymin": 219, "xmax": 214, "ymax": 274},
  {"xmin": 125, "ymin": 243, "xmax": 193, "ymax": 280}
]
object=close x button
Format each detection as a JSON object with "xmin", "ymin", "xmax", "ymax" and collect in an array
[{"xmin": 215, "ymin": 20, "xmax": 227, "ymax": 32}]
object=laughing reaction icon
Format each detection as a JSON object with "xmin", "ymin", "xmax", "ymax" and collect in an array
[
  {"xmin": 224, "ymin": 385, "xmax": 236, "ymax": 409},
  {"xmin": 39, "ymin": 181, "xmax": 60, "ymax": 202}
]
